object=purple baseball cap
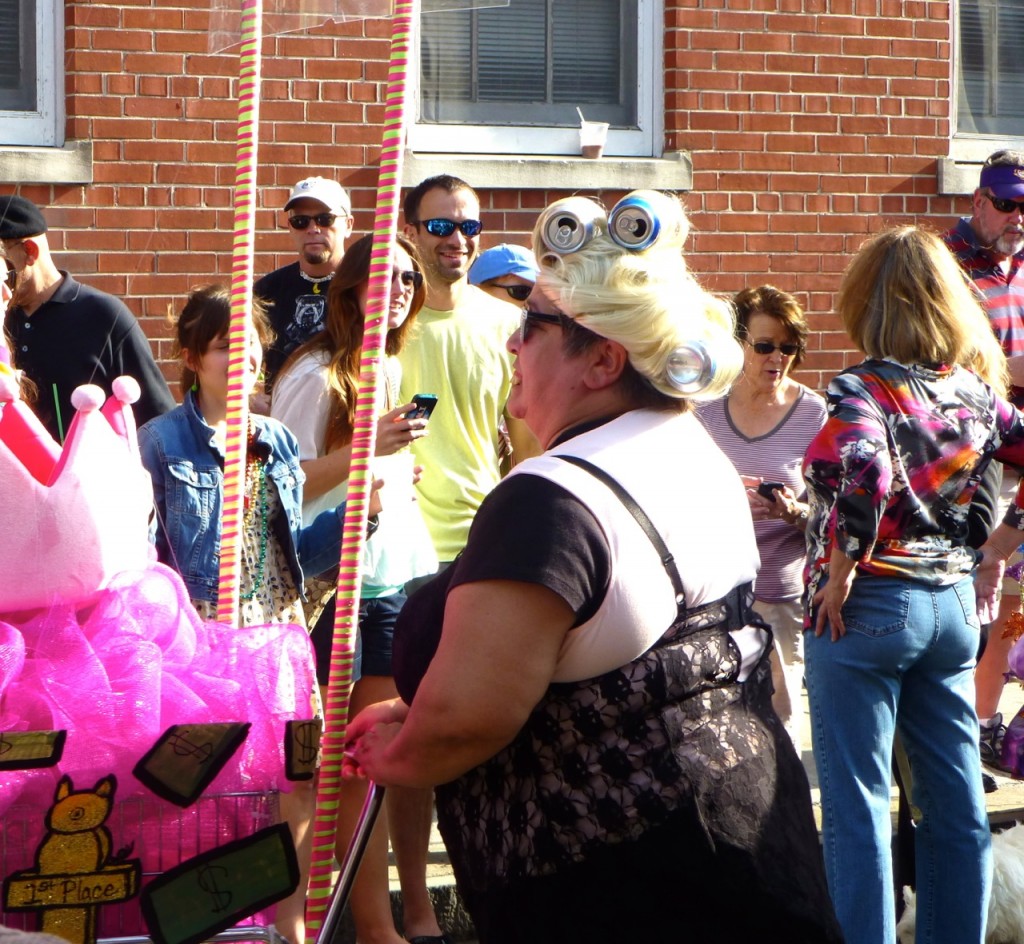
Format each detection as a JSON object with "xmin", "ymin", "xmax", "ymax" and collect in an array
[{"xmin": 980, "ymin": 163, "xmax": 1024, "ymax": 200}]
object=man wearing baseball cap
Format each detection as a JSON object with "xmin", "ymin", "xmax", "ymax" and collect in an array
[
  {"xmin": 943, "ymin": 149, "xmax": 1024, "ymax": 790},
  {"xmin": 0, "ymin": 194, "xmax": 174, "ymax": 442},
  {"xmin": 467, "ymin": 243, "xmax": 539, "ymax": 306},
  {"xmin": 255, "ymin": 176, "xmax": 354, "ymax": 396}
]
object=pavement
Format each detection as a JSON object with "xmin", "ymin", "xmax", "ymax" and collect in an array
[{"xmin": 330, "ymin": 680, "xmax": 1024, "ymax": 944}]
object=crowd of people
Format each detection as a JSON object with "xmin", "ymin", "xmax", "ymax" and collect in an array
[{"xmin": 3, "ymin": 147, "xmax": 1024, "ymax": 944}]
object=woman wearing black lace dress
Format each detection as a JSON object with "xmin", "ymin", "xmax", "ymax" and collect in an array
[{"xmin": 343, "ymin": 193, "xmax": 843, "ymax": 944}]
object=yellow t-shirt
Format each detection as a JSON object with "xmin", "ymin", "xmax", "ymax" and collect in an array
[{"xmin": 398, "ymin": 288, "xmax": 518, "ymax": 561}]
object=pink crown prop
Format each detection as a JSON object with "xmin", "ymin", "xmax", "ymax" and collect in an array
[
  {"xmin": 0, "ymin": 373, "xmax": 153, "ymax": 610},
  {"xmin": 0, "ymin": 372, "xmax": 316, "ymax": 824}
]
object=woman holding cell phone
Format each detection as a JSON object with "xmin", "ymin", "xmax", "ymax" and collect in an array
[
  {"xmin": 272, "ymin": 233, "xmax": 447, "ymax": 944},
  {"xmin": 696, "ymin": 286, "xmax": 826, "ymax": 751}
]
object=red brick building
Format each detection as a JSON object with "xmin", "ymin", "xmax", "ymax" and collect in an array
[{"xmin": 1, "ymin": 0, "xmax": 1017, "ymax": 392}]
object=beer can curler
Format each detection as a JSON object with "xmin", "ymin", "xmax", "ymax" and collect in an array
[
  {"xmin": 538, "ymin": 197, "xmax": 607, "ymax": 255},
  {"xmin": 608, "ymin": 190, "xmax": 682, "ymax": 251},
  {"xmin": 665, "ymin": 342, "xmax": 716, "ymax": 395}
]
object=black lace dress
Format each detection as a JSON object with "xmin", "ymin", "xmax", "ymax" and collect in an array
[{"xmin": 393, "ymin": 472, "xmax": 843, "ymax": 944}]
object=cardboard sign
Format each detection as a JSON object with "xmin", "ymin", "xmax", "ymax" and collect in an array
[
  {"xmin": 132, "ymin": 723, "xmax": 250, "ymax": 807},
  {"xmin": 140, "ymin": 823, "xmax": 298, "ymax": 944}
]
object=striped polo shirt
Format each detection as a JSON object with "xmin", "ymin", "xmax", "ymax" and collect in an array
[{"xmin": 943, "ymin": 217, "xmax": 1024, "ymax": 405}]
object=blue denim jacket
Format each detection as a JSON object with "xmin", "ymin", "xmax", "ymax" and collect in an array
[{"xmin": 138, "ymin": 391, "xmax": 344, "ymax": 604}]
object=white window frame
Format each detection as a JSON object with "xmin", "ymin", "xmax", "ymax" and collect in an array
[
  {"xmin": 2, "ymin": 0, "xmax": 64, "ymax": 147},
  {"xmin": 950, "ymin": 0, "xmax": 1024, "ymax": 155},
  {"xmin": 408, "ymin": 0, "xmax": 663, "ymax": 158}
]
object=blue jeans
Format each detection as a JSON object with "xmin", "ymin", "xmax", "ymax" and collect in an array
[{"xmin": 805, "ymin": 575, "xmax": 991, "ymax": 944}]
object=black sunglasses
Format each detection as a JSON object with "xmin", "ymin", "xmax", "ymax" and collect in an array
[
  {"xmin": 3, "ymin": 259, "xmax": 14, "ymax": 291},
  {"xmin": 396, "ymin": 269, "xmax": 423, "ymax": 290},
  {"xmin": 747, "ymin": 340, "xmax": 801, "ymax": 357},
  {"xmin": 496, "ymin": 283, "xmax": 532, "ymax": 302},
  {"xmin": 519, "ymin": 307, "xmax": 564, "ymax": 344},
  {"xmin": 984, "ymin": 192, "xmax": 1024, "ymax": 215},
  {"xmin": 288, "ymin": 213, "xmax": 341, "ymax": 230},
  {"xmin": 417, "ymin": 218, "xmax": 482, "ymax": 238}
]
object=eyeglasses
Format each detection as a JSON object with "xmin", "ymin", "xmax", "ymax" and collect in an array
[
  {"xmin": 288, "ymin": 213, "xmax": 341, "ymax": 230},
  {"xmin": 747, "ymin": 340, "xmax": 801, "ymax": 357},
  {"xmin": 496, "ymin": 283, "xmax": 532, "ymax": 302},
  {"xmin": 983, "ymin": 192, "xmax": 1024, "ymax": 215},
  {"xmin": 395, "ymin": 269, "xmax": 423, "ymax": 291},
  {"xmin": 3, "ymin": 259, "xmax": 14, "ymax": 291},
  {"xmin": 416, "ymin": 218, "xmax": 483, "ymax": 238},
  {"xmin": 519, "ymin": 307, "xmax": 564, "ymax": 344}
]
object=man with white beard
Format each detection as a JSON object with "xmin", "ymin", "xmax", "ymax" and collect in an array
[{"xmin": 944, "ymin": 149, "xmax": 1024, "ymax": 789}]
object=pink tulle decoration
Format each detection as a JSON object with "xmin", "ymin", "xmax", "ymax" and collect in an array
[{"xmin": 0, "ymin": 563, "xmax": 315, "ymax": 819}]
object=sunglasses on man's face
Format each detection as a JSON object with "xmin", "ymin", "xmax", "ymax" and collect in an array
[
  {"xmin": 984, "ymin": 192, "xmax": 1024, "ymax": 215},
  {"xmin": 496, "ymin": 283, "xmax": 532, "ymax": 302},
  {"xmin": 417, "ymin": 218, "xmax": 483, "ymax": 238},
  {"xmin": 747, "ymin": 340, "xmax": 801, "ymax": 357},
  {"xmin": 3, "ymin": 259, "xmax": 15, "ymax": 291},
  {"xmin": 288, "ymin": 213, "xmax": 340, "ymax": 230}
]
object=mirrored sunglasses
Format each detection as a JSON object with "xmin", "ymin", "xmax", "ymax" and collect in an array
[
  {"xmin": 288, "ymin": 213, "xmax": 340, "ymax": 230},
  {"xmin": 419, "ymin": 218, "xmax": 482, "ymax": 238}
]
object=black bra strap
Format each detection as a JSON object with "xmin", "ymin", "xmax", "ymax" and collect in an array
[{"xmin": 555, "ymin": 454, "xmax": 686, "ymax": 608}]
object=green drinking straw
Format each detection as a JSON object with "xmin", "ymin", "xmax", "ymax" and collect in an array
[{"xmin": 52, "ymin": 383, "xmax": 64, "ymax": 443}]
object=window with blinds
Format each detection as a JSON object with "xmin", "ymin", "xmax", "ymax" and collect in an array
[
  {"xmin": 1, "ymin": 0, "xmax": 61, "ymax": 146},
  {"xmin": 957, "ymin": 0, "xmax": 1024, "ymax": 137},
  {"xmin": 420, "ymin": 0, "xmax": 638, "ymax": 129},
  {"xmin": 0, "ymin": 0, "xmax": 36, "ymax": 112}
]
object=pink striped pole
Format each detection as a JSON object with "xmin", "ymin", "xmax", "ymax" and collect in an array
[
  {"xmin": 306, "ymin": 0, "xmax": 418, "ymax": 932},
  {"xmin": 217, "ymin": 0, "xmax": 263, "ymax": 626}
]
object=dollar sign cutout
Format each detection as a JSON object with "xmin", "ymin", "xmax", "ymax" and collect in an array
[
  {"xmin": 196, "ymin": 864, "xmax": 232, "ymax": 913},
  {"xmin": 167, "ymin": 731, "xmax": 214, "ymax": 763},
  {"xmin": 285, "ymin": 718, "xmax": 322, "ymax": 781}
]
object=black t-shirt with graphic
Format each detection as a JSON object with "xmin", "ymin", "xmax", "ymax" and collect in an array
[{"xmin": 254, "ymin": 261, "xmax": 332, "ymax": 387}]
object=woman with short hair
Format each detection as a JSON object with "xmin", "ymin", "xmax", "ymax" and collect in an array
[{"xmin": 697, "ymin": 284, "xmax": 825, "ymax": 750}]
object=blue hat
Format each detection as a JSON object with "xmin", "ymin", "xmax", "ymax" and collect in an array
[{"xmin": 469, "ymin": 244, "xmax": 539, "ymax": 285}]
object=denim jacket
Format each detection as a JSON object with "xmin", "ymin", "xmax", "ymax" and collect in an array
[{"xmin": 138, "ymin": 391, "xmax": 345, "ymax": 604}]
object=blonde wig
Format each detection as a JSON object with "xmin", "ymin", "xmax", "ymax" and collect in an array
[{"xmin": 532, "ymin": 193, "xmax": 742, "ymax": 407}]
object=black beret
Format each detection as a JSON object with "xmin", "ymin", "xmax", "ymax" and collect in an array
[{"xmin": 0, "ymin": 195, "xmax": 48, "ymax": 240}]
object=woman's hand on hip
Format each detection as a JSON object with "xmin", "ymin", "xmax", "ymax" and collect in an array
[{"xmin": 813, "ymin": 547, "xmax": 858, "ymax": 642}]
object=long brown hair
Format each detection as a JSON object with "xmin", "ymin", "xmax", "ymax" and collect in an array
[{"xmin": 279, "ymin": 233, "xmax": 426, "ymax": 451}]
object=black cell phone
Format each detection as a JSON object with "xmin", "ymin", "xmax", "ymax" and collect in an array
[
  {"xmin": 757, "ymin": 481, "xmax": 784, "ymax": 502},
  {"xmin": 407, "ymin": 393, "xmax": 439, "ymax": 420}
]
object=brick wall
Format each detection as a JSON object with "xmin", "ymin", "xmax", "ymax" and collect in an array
[{"xmin": 10, "ymin": 0, "xmax": 966, "ymax": 395}]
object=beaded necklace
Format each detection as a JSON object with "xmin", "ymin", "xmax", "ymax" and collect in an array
[{"xmin": 240, "ymin": 422, "xmax": 269, "ymax": 601}]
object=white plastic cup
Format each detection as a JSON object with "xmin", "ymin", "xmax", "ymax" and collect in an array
[{"xmin": 579, "ymin": 120, "xmax": 609, "ymax": 159}]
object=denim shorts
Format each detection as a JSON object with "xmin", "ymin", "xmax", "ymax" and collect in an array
[{"xmin": 310, "ymin": 591, "xmax": 406, "ymax": 685}]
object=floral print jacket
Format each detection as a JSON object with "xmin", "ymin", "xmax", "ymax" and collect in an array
[{"xmin": 803, "ymin": 358, "xmax": 1024, "ymax": 612}]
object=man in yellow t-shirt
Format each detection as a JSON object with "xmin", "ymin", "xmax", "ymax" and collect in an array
[{"xmin": 400, "ymin": 174, "xmax": 537, "ymax": 568}]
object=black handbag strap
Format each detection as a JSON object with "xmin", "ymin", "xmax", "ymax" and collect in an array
[{"xmin": 554, "ymin": 454, "xmax": 686, "ymax": 608}]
